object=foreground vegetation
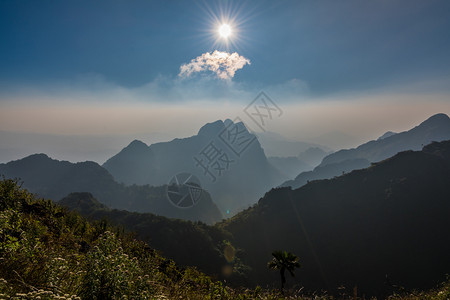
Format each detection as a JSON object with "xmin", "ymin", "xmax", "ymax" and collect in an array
[{"xmin": 0, "ymin": 178, "xmax": 449, "ymax": 299}]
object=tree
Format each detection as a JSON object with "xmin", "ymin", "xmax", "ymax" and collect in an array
[{"xmin": 267, "ymin": 250, "xmax": 301, "ymax": 291}]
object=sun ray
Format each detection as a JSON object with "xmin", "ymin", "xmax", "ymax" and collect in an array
[{"xmin": 192, "ymin": 0, "xmax": 255, "ymax": 53}]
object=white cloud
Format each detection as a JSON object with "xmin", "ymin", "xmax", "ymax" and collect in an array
[{"xmin": 179, "ymin": 50, "xmax": 250, "ymax": 80}]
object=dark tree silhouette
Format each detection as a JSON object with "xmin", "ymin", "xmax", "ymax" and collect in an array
[{"xmin": 267, "ymin": 250, "xmax": 301, "ymax": 290}]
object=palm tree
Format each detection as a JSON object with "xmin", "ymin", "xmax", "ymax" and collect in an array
[{"xmin": 267, "ymin": 250, "xmax": 301, "ymax": 290}]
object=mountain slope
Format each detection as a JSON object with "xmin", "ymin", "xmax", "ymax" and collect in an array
[
  {"xmin": 283, "ymin": 113, "xmax": 450, "ymax": 189},
  {"xmin": 297, "ymin": 147, "xmax": 331, "ymax": 167},
  {"xmin": 321, "ymin": 113, "xmax": 450, "ymax": 166},
  {"xmin": 103, "ymin": 120, "xmax": 285, "ymax": 215},
  {"xmin": 0, "ymin": 178, "xmax": 275, "ymax": 299},
  {"xmin": 268, "ymin": 148, "xmax": 332, "ymax": 179},
  {"xmin": 268, "ymin": 156, "xmax": 312, "ymax": 179},
  {"xmin": 59, "ymin": 192, "xmax": 237, "ymax": 278},
  {"xmin": 222, "ymin": 140, "xmax": 450, "ymax": 296},
  {"xmin": 0, "ymin": 154, "xmax": 222, "ymax": 223},
  {"xmin": 281, "ymin": 158, "xmax": 370, "ymax": 188},
  {"xmin": 377, "ymin": 131, "xmax": 397, "ymax": 140},
  {"xmin": 255, "ymin": 131, "xmax": 330, "ymax": 157}
]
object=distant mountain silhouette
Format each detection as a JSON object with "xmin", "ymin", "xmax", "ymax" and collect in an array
[
  {"xmin": 377, "ymin": 131, "xmax": 397, "ymax": 140},
  {"xmin": 103, "ymin": 139, "xmax": 156, "ymax": 182},
  {"xmin": 268, "ymin": 156, "xmax": 312, "ymax": 179},
  {"xmin": 222, "ymin": 140, "xmax": 450, "ymax": 296},
  {"xmin": 320, "ymin": 113, "xmax": 450, "ymax": 166},
  {"xmin": 281, "ymin": 158, "xmax": 370, "ymax": 188},
  {"xmin": 270, "ymin": 148, "xmax": 332, "ymax": 179},
  {"xmin": 103, "ymin": 119, "xmax": 285, "ymax": 215},
  {"xmin": 0, "ymin": 154, "xmax": 222, "ymax": 223},
  {"xmin": 255, "ymin": 131, "xmax": 330, "ymax": 157},
  {"xmin": 282, "ymin": 113, "xmax": 450, "ymax": 189},
  {"xmin": 297, "ymin": 147, "xmax": 332, "ymax": 166},
  {"xmin": 308, "ymin": 130, "xmax": 361, "ymax": 150}
]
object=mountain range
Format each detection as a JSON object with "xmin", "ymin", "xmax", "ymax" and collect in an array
[
  {"xmin": 103, "ymin": 119, "xmax": 285, "ymax": 215},
  {"xmin": 0, "ymin": 153, "xmax": 222, "ymax": 223},
  {"xmin": 222, "ymin": 139, "xmax": 450, "ymax": 296},
  {"xmin": 1, "ymin": 112, "xmax": 449, "ymax": 296},
  {"xmin": 55, "ymin": 139, "xmax": 450, "ymax": 297},
  {"xmin": 254, "ymin": 131, "xmax": 331, "ymax": 157},
  {"xmin": 282, "ymin": 113, "xmax": 450, "ymax": 189},
  {"xmin": 268, "ymin": 147, "xmax": 332, "ymax": 179}
]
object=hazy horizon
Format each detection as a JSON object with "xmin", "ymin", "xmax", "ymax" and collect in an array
[
  {"xmin": 1, "ymin": 0, "xmax": 450, "ymax": 163},
  {"xmin": 1, "ymin": 100, "xmax": 449, "ymax": 164}
]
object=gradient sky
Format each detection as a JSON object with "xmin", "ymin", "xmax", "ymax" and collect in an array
[{"xmin": 1, "ymin": 0, "xmax": 450, "ymax": 163}]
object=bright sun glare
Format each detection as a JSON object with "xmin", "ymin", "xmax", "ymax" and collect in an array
[{"xmin": 218, "ymin": 24, "xmax": 232, "ymax": 38}]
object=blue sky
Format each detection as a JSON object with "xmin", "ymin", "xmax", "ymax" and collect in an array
[
  {"xmin": 1, "ymin": 0, "xmax": 450, "ymax": 162},
  {"xmin": 2, "ymin": 0, "xmax": 450, "ymax": 94}
]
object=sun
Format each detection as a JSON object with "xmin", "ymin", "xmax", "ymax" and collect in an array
[
  {"xmin": 200, "ymin": 1, "xmax": 250, "ymax": 51},
  {"xmin": 218, "ymin": 24, "xmax": 232, "ymax": 39}
]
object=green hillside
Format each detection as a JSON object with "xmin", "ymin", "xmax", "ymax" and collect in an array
[
  {"xmin": 0, "ymin": 178, "xmax": 266, "ymax": 299},
  {"xmin": 58, "ymin": 192, "xmax": 243, "ymax": 279},
  {"xmin": 1, "ymin": 177, "xmax": 450, "ymax": 299}
]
